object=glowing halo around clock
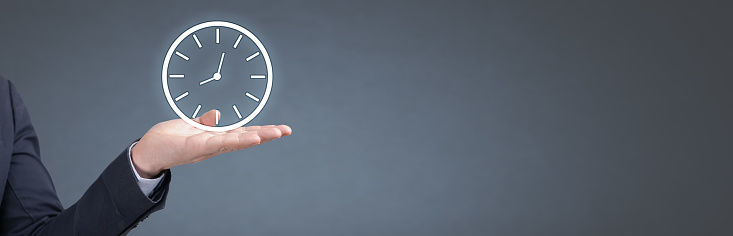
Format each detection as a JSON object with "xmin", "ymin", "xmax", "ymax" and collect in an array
[{"xmin": 162, "ymin": 21, "xmax": 273, "ymax": 131}]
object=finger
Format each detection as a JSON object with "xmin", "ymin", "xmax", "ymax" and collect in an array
[
  {"xmin": 192, "ymin": 109, "xmax": 219, "ymax": 127},
  {"xmin": 253, "ymin": 127, "xmax": 283, "ymax": 143},
  {"xmin": 276, "ymin": 125, "xmax": 292, "ymax": 136},
  {"xmin": 234, "ymin": 125, "xmax": 287, "ymax": 133},
  {"xmin": 221, "ymin": 132, "xmax": 254, "ymax": 151},
  {"xmin": 224, "ymin": 125, "xmax": 273, "ymax": 134},
  {"xmin": 193, "ymin": 126, "xmax": 285, "ymax": 158},
  {"xmin": 243, "ymin": 125, "xmax": 276, "ymax": 131},
  {"xmin": 230, "ymin": 125, "xmax": 291, "ymax": 137},
  {"xmin": 220, "ymin": 131, "xmax": 263, "ymax": 153}
]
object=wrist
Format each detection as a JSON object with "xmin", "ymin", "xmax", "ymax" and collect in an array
[{"xmin": 130, "ymin": 143, "xmax": 163, "ymax": 179}]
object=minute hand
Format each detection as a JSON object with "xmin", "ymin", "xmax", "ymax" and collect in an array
[{"xmin": 217, "ymin": 52, "xmax": 225, "ymax": 74}]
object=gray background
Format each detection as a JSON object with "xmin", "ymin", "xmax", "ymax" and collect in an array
[{"xmin": 0, "ymin": 0, "xmax": 731, "ymax": 235}]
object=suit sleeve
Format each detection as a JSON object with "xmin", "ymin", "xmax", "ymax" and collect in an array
[{"xmin": 0, "ymin": 80, "xmax": 171, "ymax": 235}]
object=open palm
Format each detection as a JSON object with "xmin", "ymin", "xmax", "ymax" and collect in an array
[{"xmin": 130, "ymin": 109, "xmax": 291, "ymax": 178}]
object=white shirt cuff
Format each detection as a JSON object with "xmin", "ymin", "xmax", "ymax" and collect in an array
[{"xmin": 127, "ymin": 141, "xmax": 164, "ymax": 197}]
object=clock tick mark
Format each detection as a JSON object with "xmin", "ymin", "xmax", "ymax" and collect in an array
[
  {"xmin": 233, "ymin": 35, "xmax": 243, "ymax": 49},
  {"xmin": 250, "ymin": 74, "xmax": 266, "ymax": 79},
  {"xmin": 246, "ymin": 92, "xmax": 260, "ymax": 102},
  {"xmin": 192, "ymin": 104, "xmax": 202, "ymax": 118},
  {"xmin": 232, "ymin": 105, "xmax": 242, "ymax": 119},
  {"xmin": 192, "ymin": 34, "xmax": 203, "ymax": 48},
  {"xmin": 216, "ymin": 28, "xmax": 220, "ymax": 44},
  {"xmin": 169, "ymin": 74, "xmax": 184, "ymax": 79},
  {"xmin": 245, "ymin": 52, "xmax": 260, "ymax": 62},
  {"xmin": 175, "ymin": 51, "xmax": 189, "ymax": 61},
  {"xmin": 215, "ymin": 110, "xmax": 220, "ymax": 125},
  {"xmin": 175, "ymin": 91, "xmax": 189, "ymax": 101}
]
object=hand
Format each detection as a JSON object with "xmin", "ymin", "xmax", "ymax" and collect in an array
[{"xmin": 130, "ymin": 109, "xmax": 292, "ymax": 178}]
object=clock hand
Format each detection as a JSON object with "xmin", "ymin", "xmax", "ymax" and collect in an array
[
  {"xmin": 200, "ymin": 52, "xmax": 226, "ymax": 86},
  {"xmin": 217, "ymin": 52, "xmax": 225, "ymax": 74},
  {"xmin": 200, "ymin": 73, "xmax": 221, "ymax": 85},
  {"xmin": 199, "ymin": 77, "xmax": 216, "ymax": 85}
]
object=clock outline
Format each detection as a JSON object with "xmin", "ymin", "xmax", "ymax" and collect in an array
[{"xmin": 162, "ymin": 21, "xmax": 273, "ymax": 131}]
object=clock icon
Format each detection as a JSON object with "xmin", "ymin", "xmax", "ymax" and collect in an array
[{"xmin": 162, "ymin": 21, "xmax": 273, "ymax": 131}]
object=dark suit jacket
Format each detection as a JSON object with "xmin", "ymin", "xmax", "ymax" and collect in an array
[{"xmin": 0, "ymin": 75, "xmax": 171, "ymax": 235}]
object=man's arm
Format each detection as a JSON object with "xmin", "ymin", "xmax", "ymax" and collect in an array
[
  {"xmin": 0, "ymin": 80, "xmax": 170, "ymax": 235},
  {"xmin": 0, "ymin": 77, "xmax": 291, "ymax": 235}
]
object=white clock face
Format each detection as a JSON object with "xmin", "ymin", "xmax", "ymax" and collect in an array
[{"xmin": 162, "ymin": 21, "xmax": 273, "ymax": 131}]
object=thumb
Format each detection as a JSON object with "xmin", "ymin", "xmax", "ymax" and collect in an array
[{"xmin": 192, "ymin": 109, "xmax": 219, "ymax": 127}]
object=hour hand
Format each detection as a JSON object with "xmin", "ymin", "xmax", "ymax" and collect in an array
[{"xmin": 199, "ymin": 72, "xmax": 221, "ymax": 85}]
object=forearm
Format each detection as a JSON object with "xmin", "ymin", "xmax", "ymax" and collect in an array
[{"xmin": 8, "ymin": 146, "xmax": 170, "ymax": 235}]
